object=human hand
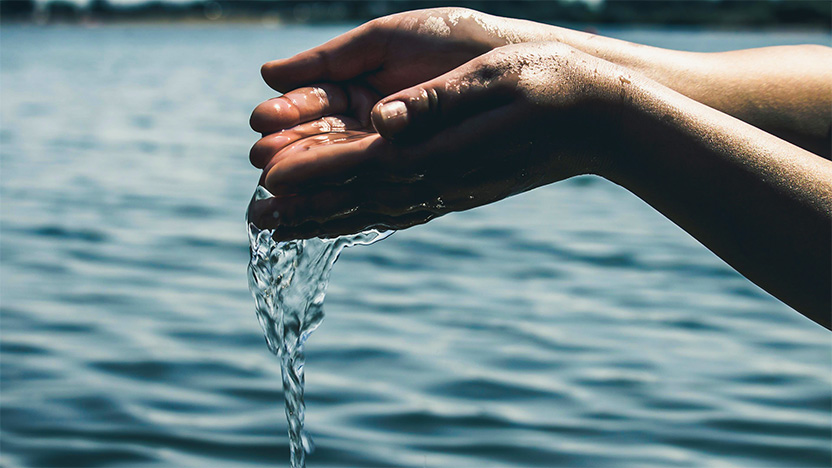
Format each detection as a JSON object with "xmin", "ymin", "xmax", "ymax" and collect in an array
[
  {"xmin": 248, "ymin": 42, "xmax": 631, "ymax": 239},
  {"xmin": 257, "ymin": 8, "xmax": 540, "ymax": 95},
  {"xmin": 249, "ymin": 8, "xmax": 558, "ymax": 142}
]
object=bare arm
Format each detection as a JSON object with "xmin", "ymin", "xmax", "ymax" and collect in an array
[
  {"xmin": 477, "ymin": 13, "xmax": 832, "ymax": 157},
  {"xmin": 250, "ymin": 11, "xmax": 832, "ymax": 327},
  {"xmin": 605, "ymin": 69, "xmax": 832, "ymax": 327},
  {"xmin": 258, "ymin": 8, "xmax": 831, "ymax": 157}
]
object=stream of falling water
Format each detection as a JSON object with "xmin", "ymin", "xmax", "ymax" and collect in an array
[{"xmin": 246, "ymin": 186, "xmax": 390, "ymax": 467}]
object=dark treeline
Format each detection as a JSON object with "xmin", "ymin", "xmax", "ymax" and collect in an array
[{"xmin": 1, "ymin": 0, "xmax": 829, "ymax": 28}]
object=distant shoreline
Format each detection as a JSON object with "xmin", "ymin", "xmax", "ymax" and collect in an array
[
  {"xmin": 2, "ymin": 0, "xmax": 830, "ymax": 31},
  {"xmin": 2, "ymin": 19, "xmax": 829, "ymax": 34}
]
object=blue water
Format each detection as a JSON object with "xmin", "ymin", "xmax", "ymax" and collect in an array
[{"xmin": 1, "ymin": 24, "xmax": 830, "ymax": 468}]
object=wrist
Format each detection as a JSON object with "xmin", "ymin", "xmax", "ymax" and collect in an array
[{"xmin": 571, "ymin": 66, "xmax": 659, "ymax": 182}]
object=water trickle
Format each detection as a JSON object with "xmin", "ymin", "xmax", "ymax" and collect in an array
[{"xmin": 246, "ymin": 186, "xmax": 390, "ymax": 467}]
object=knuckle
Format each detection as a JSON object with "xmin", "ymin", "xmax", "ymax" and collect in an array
[
  {"xmin": 365, "ymin": 16, "xmax": 384, "ymax": 30},
  {"xmin": 364, "ymin": 16, "xmax": 392, "ymax": 36},
  {"xmin": 249, "ymin": 148, "xmax": 261, "ymax": 167},
  {"xmin": 249, "ymin": 139, "xmax": 270, "ymax": 167},
  {"xmin": 474, "ymin": 60, "xmax": 506, "ymax": 83},
  {"xmin": 309, "ymin": 86, "xmax": 330, "ymax": 110},
  {"xmin": 249, "ymin": 103, "xmax": 269, "ymax": 130},
  {"xmin": 313, "ymin": 49, "xmax": 332, "ymax": 80},
  {"xmin": 416, "ymin": 87, "xmax": 440, "ymax": 114},
  {"xmin": 474, "ymin": 50, "xmax": 515, "ymax": 79}
]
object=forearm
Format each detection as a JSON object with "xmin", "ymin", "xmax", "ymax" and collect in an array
[
  {"xmin": 599, "ymin": 73, "xmax": 832, "ymax": 328},
  {"xmin": 482, "ymin": 13, "xmax": 832, "ymax": 156},
  {"xmin": 559, "ymin": 37, "xmax": 832, "ymax": 157}
]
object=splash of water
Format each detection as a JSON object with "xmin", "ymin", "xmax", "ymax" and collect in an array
[{"xmin": 246, "ymin": 186, "xmax": 390, "ymax": 467}]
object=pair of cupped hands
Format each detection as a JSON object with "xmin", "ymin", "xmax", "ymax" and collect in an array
[{"xmin": 249, "ymin": 8, "xmax": 634, "ymax": 239}]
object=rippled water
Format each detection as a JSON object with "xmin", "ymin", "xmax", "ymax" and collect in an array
[
  {"xmin": 1, "ymin": 24, "xmax": 830, "ymax": 468},
  {"xmin": 247, "ymin": 186, "xmax": 390, "ymax": 467}
]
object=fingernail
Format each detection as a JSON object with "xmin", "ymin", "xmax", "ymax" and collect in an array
[{"xmin": 377, "ymin": 100, "xmax": 409, "ymax": 135}]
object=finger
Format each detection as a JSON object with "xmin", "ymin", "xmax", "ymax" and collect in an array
[
  {"xmin": 249, "ymin": 115, "xmax": 362, "ymax": 169},
  {"xmin": 370, "ymin": 54, "xmax": 515, "ymax": 141},
  {"xmin": 250, "ymin": 178, "xmax": 445, "ymax": 229},
  {"xmin": 249, "ymin": 189, "xmax": 360, "ymax": 230},
  {"xmin": 262, "ymin": 133, "xmax": 391, "ymax": 194},
  {"xmin": 259, "ymin": 100, "xmax": 528, "ymax": 195},
  {"xmin": 252, "ymin": 194, "xmax": 438, "ymax": 241},
  {"xmin": 276, "ymin": 210, "xmax": 437, "ymax": 241},
  {"xmin": 250, "ymin": 137, "xmax": 526, "ymax": 239},
  {"xmin": 345, "ymin": 83, "xmax": 380, "ymax": 128},
  {"xmin": 261, "ymin": 20, "xmax": 387, "ymax": 93},
  {"xmin": 262, "ymin": 84, "xmax": 538, "ymax": 196},
  {"xmin": 250, "ymin": 84, "xmax": 349, "ymax": 134}
]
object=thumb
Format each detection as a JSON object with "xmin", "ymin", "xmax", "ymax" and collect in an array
[
  {"xmin": 371, "ymin": 58, "xmax": 511, "ymax": 142},
  {"xmin": 261, "ymin": 21, "xmax": 386, "ymax": 93}
]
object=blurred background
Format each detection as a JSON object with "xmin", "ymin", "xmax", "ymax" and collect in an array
[
  {"xmin": 1, "ymin": 0, "xmax": 830, "ymax": 26},
  {"xmin": 1, "ymin": 1, "xmax": 830, "ymax": 467}
]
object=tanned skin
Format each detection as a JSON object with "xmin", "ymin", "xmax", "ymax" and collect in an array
[{"xmin": 247, "ymin": 8, "xmax": 832, "ymax": 329}]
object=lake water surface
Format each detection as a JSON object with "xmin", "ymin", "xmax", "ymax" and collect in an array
[{"xmin": 1, "ymin": 24, "xmax": 830, "ymax": 468}]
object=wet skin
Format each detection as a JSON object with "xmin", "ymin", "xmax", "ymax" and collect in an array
[
  {"xmin": 254, "ymin": 8, "xmax": 832, "ymax": 156},
  {"xmin": 249, "ymin": 43, "xmax": 622, "ymax": 236},
  {"xmin": 248, "ymin": 9, "xmax": 832, "ymax": 328}
]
